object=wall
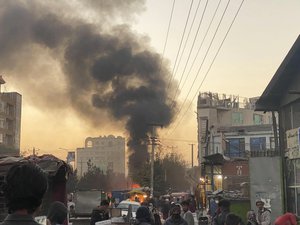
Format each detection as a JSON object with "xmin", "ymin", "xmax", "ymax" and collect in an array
[{"xmin": 249, "ymin": 157, "xmax": 284, "ymax": 222}]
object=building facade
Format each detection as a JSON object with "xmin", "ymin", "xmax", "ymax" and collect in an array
[
  {"xmin": 256, "ymin": 35, "xmax": 300, "ymax": 215},
  {"xmin": 197, "ymin": 92, "xmax": 275, "ymax": 163},
  {"xmin": 0, "ymin": 77, "xmax": 22, "ymax": 155},
  {"xmin": 76, "ymin": 135, "xmax": 125, "ymax": 178},
  {"xmin": 197, "ymin": 92, "xmax": 276, "ymax": 197}
]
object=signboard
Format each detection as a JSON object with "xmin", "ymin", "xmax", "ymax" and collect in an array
[
  {"xmin": 286, "ymin": 128, "xmax": 299, "ymax": 149},
  {"xmin": 286, "ymin": 128, "xmax": 300, "ymax": 159}
]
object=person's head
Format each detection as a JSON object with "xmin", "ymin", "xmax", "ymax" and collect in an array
[
  {"xmin": 2, "ymin": 163, "xmax": 48, "ymax": 215},
  {"xmin": 47, "ymin": 201, "xmax": 68, "ymax": 225},
  {"xmin": 219, "ymin": 199, "xmax": 230, "ymax": 212},
  {"xmin": 256, "ymin": 200, "xmax": 265, "ymax": 211},
  {"xmin": 247, "ymin": 210, "xmax": 256, "ymax": 221},
  {"xmin": 170, "ymin": 204, "xmax": 181, "ymax": 219},
  {"xmin": 141, "ymin": 201, "xmax": 149, "ymax": 207},
  {"xmin": 136, "ymin": 206, "xmax": 151, "ymax": 223},
  {"xmin": 275, "ymin": 213, "xmax": 297, "ymax": 225},
  {"xmin": 181, "ymin": 200, "xmax": 190, "ymax": 212},
  {"xmin": 225, "ymin": 213, "xmax": 242, "ymax": 225}
]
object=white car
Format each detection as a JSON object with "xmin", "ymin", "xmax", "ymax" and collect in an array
[{"xmin": 116, "ymin": 200, "xmax": 141, "ymax": 218}]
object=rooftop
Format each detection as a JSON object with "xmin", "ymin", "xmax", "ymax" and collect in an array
[{"xmin": 256, "ymin": 35, "xmax": 300, "ymax": 111}]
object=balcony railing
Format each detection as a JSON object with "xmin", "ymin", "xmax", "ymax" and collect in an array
[{"xmin": 224, "ymin": 149, "xmax": 279, "ymax": 158}]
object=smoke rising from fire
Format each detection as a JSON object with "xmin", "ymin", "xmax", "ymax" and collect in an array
[{"xmin": 0, "ymin": 0, "xmax": 177, "ymax": 176}]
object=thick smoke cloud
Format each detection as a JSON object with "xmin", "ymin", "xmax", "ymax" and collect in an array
[{"xmin": 0, "ymin": 0, "xmax": 177, "ymax": 177}]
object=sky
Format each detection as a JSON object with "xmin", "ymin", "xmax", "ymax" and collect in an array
[{"xmin": 2, "ymin": 0, "xmax": 300, "ymax": 165}]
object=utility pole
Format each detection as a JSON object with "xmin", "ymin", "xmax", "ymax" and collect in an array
[
  {"xmin": 80, "ymin": 159, "xmax": 83, "ymax": 177},
  {"xmin": 189, "ymin": 144, "xmax": 194, "ymax": 167},
  {"xmin": 148, "ymin": 123, "xmax": 163, "ymax": 198}
]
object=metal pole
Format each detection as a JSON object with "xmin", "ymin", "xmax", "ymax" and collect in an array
[
  {"xmin": 147, "ymin": 123, "xmax": 163, "ymax": 198},
  {"xmin": 189, "ymin": 144, "xmax": 194, "ymax": 167},
  {"xmin": 191, "ymin": 144, "xmax": 194, "ymax": 167},
  {"xmin": 151, "ymin": 133, "xmax": 155, "ymax": 198}
]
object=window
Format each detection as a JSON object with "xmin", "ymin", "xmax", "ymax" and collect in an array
[
  {"xmin": 225, "ymin": 138, "xmax": 245, "ymax": 157},
  {"xmin": 232, "ymin": 112, "xmax": 243, "ymax": 125},
  {"xmin": 287, "ymin": 159, "xmax": 300, "ymax": 215},
  {"xmin": 0, "ymin": 134, "xmax": 3, "ymax": 143},
  {"xmin": 250, "ymin": 137, "xmax": 266, "ymax": 151},
  {"xmin": 253, "ymin": 114, "xmax": 263, "ymax": 125}
]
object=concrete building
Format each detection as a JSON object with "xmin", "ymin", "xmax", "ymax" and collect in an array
[
  {"xmin": 76, "ymin": 135, "xmax": 125, "ymax": 178},
  {"xmin": 197, "ymin": 92, "xmax": 275, "ymax": 163},
  {"xmin": 0, "ymin": 77, "xmax": 21, "ymax": 156},
  {"xmin": 196, "ymin": 92, "xmax": 277, "ymax": 197}
]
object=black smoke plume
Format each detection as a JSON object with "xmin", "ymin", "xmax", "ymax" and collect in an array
[{"xmin": 0, "ymin": 0, "xmax": 177, "ymax": 178}]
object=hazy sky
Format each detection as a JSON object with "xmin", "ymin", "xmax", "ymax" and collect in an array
[{"xmin": 3, "ymin": 0, "xmax": 300, "ymax": 164}]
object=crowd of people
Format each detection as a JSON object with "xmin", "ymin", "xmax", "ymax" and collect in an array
[{"xmin": 0, "ymin": 162, "xmax": 299, "ymax": 225}]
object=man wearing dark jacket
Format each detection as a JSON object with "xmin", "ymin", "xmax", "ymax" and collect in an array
[
  {"xmin": 213, "ymin": 200, "xmax": 231, "ymax": 225},
  {"xmin": 164, "ymin": 204, "xmax": 188, "ymax": 225},
  {"xmin": 90, "ymin": 200, "xmax": 110, "ymax": 225}
]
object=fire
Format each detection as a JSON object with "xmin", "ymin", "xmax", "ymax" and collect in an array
[{"xmin": 131, "ymin": 183, "xmax": 141, "ymax": 189}]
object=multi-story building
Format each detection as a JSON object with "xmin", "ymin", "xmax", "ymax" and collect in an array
[
  {"xmin": 76, "ymin": 135, "xmax": 125, "ymax": 178},
  {"xmin": 197, "ymin": 92, "xmax": 275, "ymax": 162},
  {"xmin": 197, "ymin": 92, "xmax": 275, "ymax": 193},
  {"xmin": 0, "ymin": 77, "xmax": 22, "ymax": 156}
]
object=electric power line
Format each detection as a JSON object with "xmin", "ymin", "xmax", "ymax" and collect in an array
[
  {"xmin": 169, "ymin": 0, "xmax": 246, "ymax": 135},
  {"xmin": 164, "ymin": 0, "xmax": 231, "ymax": 136},
  {"xmin": 161, "ymin": 0, "xmax": 176, "ymax": 60},
  {"xmin": 180, "ymin": 0, "xmax": 222, "ymax": 93},
  {"xmin": 171, "ymin": 0, "xmax": 209, "ymax": 105},
  {"xmin": 166, "ymin": 0, "xmax": 195, "ymax": 90},
  {"xmin": 172, "ymin": 0, "xmax": 203, "ymax": 80}
]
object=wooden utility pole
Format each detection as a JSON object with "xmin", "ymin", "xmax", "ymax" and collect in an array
[{"xmin": 189, "ymin": 144, "xmax": 194, "ymax": 167}]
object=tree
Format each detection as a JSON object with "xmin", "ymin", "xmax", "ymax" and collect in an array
[
  {"xmin": 162, "ymin": 153, "xmax": 189, "ymax": 192},
  {"xmin": 132, "ymin": 151, "xmax": 189, "ymax": 196},
  {"xmin": 77, "ymin": 165, "xmax": 108, "ymax": 190},
  {"xmin": 77, "ymin": 162, "xmax": 128, "ymax": 191},
  {"xmin": 66, "ymin": 169, "xmax": 79, "ymax": 193}
]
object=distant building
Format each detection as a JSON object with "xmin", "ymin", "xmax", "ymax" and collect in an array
[
  {"xmin": 0, "ymin": 77, "xmax": 22, "ymax": 156},
  {"xmin": 76, "ymin": 135, "xmax": 125, "ymax": 178},
  {"xmin": 197, "ymin": 92, "xmax": 275, "ymax": 193}
]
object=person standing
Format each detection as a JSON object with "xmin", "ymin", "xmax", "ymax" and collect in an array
[
  {"xmin": 181, "ymin": 201, "xmax": 194, "ymax": 225},
  {"xmin": 135, "ymin": 206, "xmax": 153, "ymax": 225},
  {"xmin": 246, "ymin": 210, "xmax": 258, "ymax": 225},
  {"xmin": 164, "ymin": 204, "xmax": 188, "ymax": 225},
  {"xmin": 90, "ymin": 200, "xmax": 110, "ymax": 225},
  {"xmin": 47, "ymin": 201, "xmax": 68, "ymax": 225},
  {"xmin": 1, "ymin": 163, "xmax": 48, "ymax": 225},
  {"xmin": 213, "ymin": 199, "xmax": 231, "ymax": 225},
  {"xmin": 225, "ymin": 213, "xmax": 242, "ymax": 225},
  {"xmin": 255, "ymin": 200, "xmax": 271, "ymax": 225},
  {"xmin": 274, "ymin": 213, "xmax": 297, "ymax": 225}
]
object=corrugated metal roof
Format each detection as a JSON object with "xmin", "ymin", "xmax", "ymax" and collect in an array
[{"xmin": 256, "ymin": 35, "xmax": 300, "ymax": 111}]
